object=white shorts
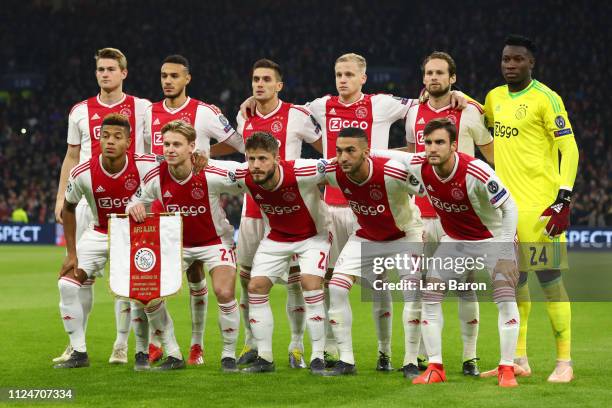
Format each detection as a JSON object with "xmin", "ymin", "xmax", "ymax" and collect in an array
[
  {"xmin": 334, "ymin": 228, "xmax": 423, "ymax": 281},
  {"xmin": 76, "ymin": 199, "xmax": 94, "ymax": 243},
  {"xmin": 76, "ymin": 228, "xmax": 108, "ymax": 278},
  {"xmin": 183, "ymin": 240, "xmax": 236, "ymax": 272},
  {"xmin": 236, "ymin": 217, "xmax": 265, "ymax": 268},
  {"xmin": 328, "ymin": 205, "xmax": 358, "ymax": 269},
  {"xmin": 427, "ymin": 236, "xmax": 516, "ymax": 283},
  {"xmin": 251, "ymin": 234, "xmax": 332, "ymax": 284}
]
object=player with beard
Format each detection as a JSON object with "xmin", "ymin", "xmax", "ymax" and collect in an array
[
  {"xmin": 234, "ymin": 59, "xmax": 323, "ymax": 368},
  {"xmin": 142, "ymin": 55, "xmax": 245, "ymax": 366},
  {"xmin": 401, "ymin": 52, "xmax": 494, "ymax": 377}
]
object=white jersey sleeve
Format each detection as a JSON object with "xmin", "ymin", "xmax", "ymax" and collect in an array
[
  {"xmin": 235, "ymin": 112, "xmax": 246, "ymax": 136},
  {"xmin": 467, "ymin": 159, "xmax": 510, "ymax": 210},
  {"xmin": 206, "ymin": 163, "xmax": 245, "ymax": 196},
  {"xmin": 290, "ymin": 106, "xmax": 322, "ymax": 144},
  {"xmin": 195, "ymin": 104, "xmax": 237, "ymax": 152},
  {"xmin": 462, "ymin": 103, "xmax": 493, "ymax": 146},
  {"xmin": 133, "ymin": 97, "xmax": 152, "ymax": 154},
  {"xmin": 293, "ymin": 158, "xmax": 329, "ymax": 185},
  {"xmin": 66, "ymin": 102, "xmax": 87, "ymax": 146},
  {"xmin": 304, "ymin": 96, "xmax": 329, "ymax": 128},
  {"xmin": 143, "ymin": 104, "xmax": 153, "ymax": 154},
  {"xmin": 130, "ymin": 167, "xmax": 162, "ymax": 209},
  {"xmin": 65, "ymin": 167, "xmax": 86, "ymax": 205},
  {"xmin": 209, "ymin": 160, "xmax": 248, "ymax": 193},
  {"xmin": 134, "ymin": 154, "xmax": 161, "ymax": 179},
  {"xmin": 371, "ymin": 94, "xmax": 415, "ymax": 122},
  {"xmin": 404, "ymin": 104, "xmax": 419, "ymax": 144}
]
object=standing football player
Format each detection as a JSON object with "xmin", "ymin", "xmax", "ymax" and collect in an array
[
  {"xmin": 481, "ymin": 35, "xmax": 579, "ymax": 383},
  {"xmin": 234, "ymin": 59, "xmax": 323, "ymax": 368},
  {"xmin": 53, "ymin": 48, "xmax": 151, "ymax": 365}
]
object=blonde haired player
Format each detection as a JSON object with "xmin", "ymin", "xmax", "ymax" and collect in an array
[
  {"xmin": 481, "ymin": 35, "xmax": 579, "ymax": 383},
  {"xmin": 53, "ymin": 48, "xmax": 151, "ymax": 365}
]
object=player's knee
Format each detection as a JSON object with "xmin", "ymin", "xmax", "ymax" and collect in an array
[
  {"xmin": 535, "ymin": 269, "xmax": 562, "ymax": 284},
  {"xmin": 247, "ymin": 277, "xmax": 271, "ymax": 295},
  {"xmin": 186, "ymin": 261, "xmax": 204, "ymax": 282}
]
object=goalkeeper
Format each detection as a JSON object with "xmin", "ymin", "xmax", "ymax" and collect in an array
[{"xmin": 482, "ymin": 34, "xmax": 579, "ymax": 383}]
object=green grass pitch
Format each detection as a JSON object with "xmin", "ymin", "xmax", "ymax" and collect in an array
[{"xmin": 1, "ymin": 245, "xmax": 611, "ymax": 407}]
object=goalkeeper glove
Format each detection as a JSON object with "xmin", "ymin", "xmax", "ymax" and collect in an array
[{"xmin": 539, "ymin": 189, "xmax": 572, "ymax": 237}]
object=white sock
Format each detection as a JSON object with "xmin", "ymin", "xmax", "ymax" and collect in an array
[
  {"xmin": 248, "ymin": 293, "xmax": 274, "ymax": 362},
  {"xmin": 324, "ymin": 283, "xmax": 338, "ymax": 355},
  {"xmin": 372, "ymin": 288, "xmax": 393, "ymax": 355},
  {"xmin": 218, "ymin": 300, "xmax": 240, "ymax": 359},
  {"xmin": 58, "ymin": 278, "xmax": 86, "ymax": 352},
  {"xmin": 79, "ymin": 278, "xmax": 94, "ymax": 332},
  {"xmin": 189, "ymin": 280, "xmax": 208, "ymax": 347},
  {"xmin": 303, "ymin": 289, "xmax": 326, "ymax": 361},
  {"xmin": 421, "ymin": 292, "xmax": 445, "ymax": 364},
  {"xmin": 113, "ymin": 299, "xmax": 131, "ymax": 348},
  {"xmin": 494, "ymin": 286, "xmax": 520, "ymax": 366},
  {"xmin": 239, "ymin": 271, "xmax": 256, "ymax": 349},
  {"xmin": 328, "ymin": 275, "xmax": 354, "ymax": 365},
  {"xmin": 286, "ymin": 276, "xmax": 305, "ymax": 352},
  {"xmin": 145, "ymin": 301, "xmax": 181, "ymax": 359},
  {"xmin": 130, "ymin": 302, "xmax": 149, "ymax": 354},
  {"xmin": 402, "ymin": 301, "xmax": 422, "ymax": 366},
  {"xmin": 458, "ymin": 291, "xmax": 479, "ymax": 361}
]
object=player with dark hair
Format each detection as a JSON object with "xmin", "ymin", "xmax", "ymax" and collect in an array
[{"xmin": 481, "ymin": 34, "xmax": 579, "ymax": 383}]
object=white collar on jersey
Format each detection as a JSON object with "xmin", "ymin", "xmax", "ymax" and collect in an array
[
  {"xmin": 96, "ymin": 93, "xmax": 127, "ymax": 108},
  {"xmin": 255, "ymin": 99, "xmax": 283, "ymax": 119},
  {"xmin": 163, "ymin": 97, "xmax": 191, "ymax": 114},
  {"xmin": 336, "ymin": 93, "xmax": 365, "ymax": 107},
  {"xmin": 168, "ymin": 166, "xmax": 193, "ymax": 185},
  {"xmin": 346, "ymin": 157, "xmax": 374, "ymax": 186},
  {"xmin": 99, "ymin": 155, "xmax": 129, "ymax": 179},
  {"xmin": 426, "ymin": 100, "xmax": 452, "ymax": 113},
  {"xmin": 432, "ymin": 152, "xmax": 459, "ymax": 183}
]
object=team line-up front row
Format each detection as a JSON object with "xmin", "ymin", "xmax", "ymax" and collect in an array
[
  {"xmin": 62, "ymin": 113, "xmax": 522, "ymax": 387},
  {"xmin": 53, "ymin": 36, "xmax": 579, "ymax": 387}
]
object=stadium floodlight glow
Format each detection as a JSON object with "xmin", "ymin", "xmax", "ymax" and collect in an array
[{"xmin": 20, "ymin": 128, "xmax": 26, "ymax": 134}]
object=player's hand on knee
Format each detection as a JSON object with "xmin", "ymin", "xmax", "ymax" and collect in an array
[
  {"xmin": 59, "ymin": 255, "xmax": 77, "ymax": 278},
  {"xmin": 128, "ymin": 203, "xmax": 147, "ymax": 223},
  {"xmin": 494, "ymin": 259, "xmax": 519, "ymax": 287},
  {"xmin": 239, "ymin": 96, "xmax": 257, "ymax": 119}
]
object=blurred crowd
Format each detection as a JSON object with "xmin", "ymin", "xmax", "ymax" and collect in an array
[{"xmin": 0, "ymin": 0, "xmax": 609, "ymax": 226}]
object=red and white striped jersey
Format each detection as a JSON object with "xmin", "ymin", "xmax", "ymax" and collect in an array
[
  {"xmin": 217, "ymin": 159, "xmax": 329, "ymax": 243},
  {"xmin": 325, "ymin": 157, "xmax": 422, "ymax": 242},
  {"xmin": 405, "ymin": 101, "xmax": 492, "ymax": 217},
  {"xmin": 372, "ymin": 150, "xmax": 510, "ymax": 241},
  {"xmin": 144, "ymin": 97, "xmax": 236, "ymax": 155},
  {"xmin": 136, "ymin": 161, "xmax": 238, "ymax": 248},
  {"xmin": 236, "ymin": 100, "xmax": 322, "ymax": 219},
  {"xmin": 65, "ymin": 154, "xmax": 159, "ymax": 233},
  {"xmin": 67, "ymin": 94, "xmax": 151, "ymax": 162},
  {"xmin": 307, "ymin": 93, "xmax": 416, "ymax": 206}
]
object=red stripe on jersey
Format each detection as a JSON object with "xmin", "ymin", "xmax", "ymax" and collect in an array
[
  {"xmin": 289, "ymin": 105, "xmax": 310, "ymax": 116},
  {"xmin": 199, "ymin": 102, "xmax": 221, "ymax": 115},
  {"xmin": 71, "ymin": 162, "xmax": 91, "ymax": 179},
  {"xmin": 69, "ymin": 100, "xmax": 87, "ymax": 115},
  {"xmin": 467, "ymin": 163, "xmax": 489, "ymax": 179},
  {"xmin": 144, "ymin": 167, "xmax": 160, "ymax": 184},
  {"xmin": 466, "ymin": 169, "xmax": 487, "ymax": 183},
  {"xmin": 467, "ymin": 100, "xmax": 484, "ymax": 114},
  {"xmin": 384, "ymin": 171, "xmax": 408, "ymax": 181},
  {"xmin": 411, "ymin": 156, "xmax": 426, "ymax": 165},
  {"xmin": 134, "ymin": 154, "xmax": 157, "ymax": 162},
  {"xmin": 294, "ymin": 165, "xmax": 317, "ymax": 172},
  {"xmin": 205, "ymin": 167, "xmax": 228, "ymax": 176},
  {"xmin": 384, "ymin": 165, "xmax": 408, "ymax": 177}
]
